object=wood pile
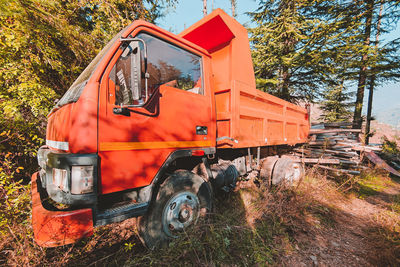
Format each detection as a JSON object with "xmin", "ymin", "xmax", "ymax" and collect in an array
[{"xmin": 289, "ymin": 122, "xmax": 383, "ymax": 175}]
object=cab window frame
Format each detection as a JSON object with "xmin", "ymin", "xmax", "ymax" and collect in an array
[{"xmin": 108, "ymin": 30, "xmax": 205, "ymax": 107}]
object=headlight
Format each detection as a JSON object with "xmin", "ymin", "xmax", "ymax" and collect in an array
[
  {"xmin": 52, "ymin": 168, "xmax": 68, "ymax": 192},
  {"xmin": 71, "ymin": 166, "xmax": 94, "ymax": 194}
]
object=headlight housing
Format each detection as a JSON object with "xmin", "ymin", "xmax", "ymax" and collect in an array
[
  {"xmin": 71, "ymin": 166, "xmax": 94, "ymax": 194},
  {"xmin": 45, "ymin": 152, "xmax": 98, "ymax": 205},
  {"xmin": 52, "ymin": 168, "xmax": 68, "ymax": 192}
]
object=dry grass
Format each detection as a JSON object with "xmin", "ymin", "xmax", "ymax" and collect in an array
[{"xmin": 1, "ymin": 168, "xmax": 400, "ymax": 266}]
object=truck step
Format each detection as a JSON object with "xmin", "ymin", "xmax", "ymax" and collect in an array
[{"xmin": 94, "ymin": 202, "xmax": 149, "ymax": 226}]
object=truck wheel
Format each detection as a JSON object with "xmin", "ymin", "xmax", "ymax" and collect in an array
[
  {"xmin": 137, "ymin": 170, "xmax": 213, "ymax": 249},
  {"xmin": 260, "ymin": 156, "xmax": 279, "ymax": 186},
  {"xmin": 271, "ymin": 158, "xmax": 304, "ymax": 186}
]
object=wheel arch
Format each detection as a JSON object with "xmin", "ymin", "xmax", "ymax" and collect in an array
[{"xmin": 146, "ymin": 148, "xmax": 215, "ymax": 203}]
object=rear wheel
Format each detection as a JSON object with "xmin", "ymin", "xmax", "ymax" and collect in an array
[{"xmin": 137, "ymin": 170, "xmax": 213, "ymax": 249}]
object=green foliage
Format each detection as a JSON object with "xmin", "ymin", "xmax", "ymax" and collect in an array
[
  {"xmin": 249, "ymin": 0, "xmax": 363, "ymax": 102},
  {"xmin": 381, "ymin": 136, "xmax": 400, "ymax": 156},
  {"xmin": 352, "ymin": 0, "xmax": 400, "ymax": 128},
  {"xmin": 0, "ymin": 0, "xmax": 173, "ymax": 184},
  {"xmin": 320, "ymin": 82, "xmax": 353, "ymax": 122},
  {"xmin": 0, "ymin": 153, "xmax": 31, "ymax": 236},
  {"xmin": 249, "ymin": 0, "xmax": 400, "ymax": 108}
]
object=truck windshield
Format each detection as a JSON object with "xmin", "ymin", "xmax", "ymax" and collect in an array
[
  {"xmin": 52, "ymin": 26, "xmax": 130, "ymax": 112},
  {"xmin": 137, "ymin": 32, "xmax": 203, "ymax": 96}
]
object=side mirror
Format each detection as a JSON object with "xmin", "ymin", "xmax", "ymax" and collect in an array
[
  {"xmin": 130, "ymin": 41, "xmax": 141, "ymax": 101},
  {"xmin": 119, "ymin": 37, "xmax": 148, "ymax": 107}
]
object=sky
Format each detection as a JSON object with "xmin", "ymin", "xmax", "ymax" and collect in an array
[
  {"xmin": 158, "ymin": 0, "xmax": 400, "ymax": 121},
  {"xmin": 158, "ymin": 0, "xmax": 259, "ymax": 33}
]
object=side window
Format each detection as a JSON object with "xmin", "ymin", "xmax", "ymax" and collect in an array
[
  {"xmin": 137, "ymin": 33, "xmax": 203, "ymax": 96},
  {"xmin": 109, "ymin": 32, "xmax": 203, "ymax": 106}
]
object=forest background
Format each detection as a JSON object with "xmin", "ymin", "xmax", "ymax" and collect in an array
[{"xmin": 0, "ymin": 0, "xmax": 400, "ymax": 260}]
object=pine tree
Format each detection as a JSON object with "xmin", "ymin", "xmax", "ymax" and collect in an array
[
  {"xmin": 231, "ymin": 0, "xmax": 237, "ymax": 17},
  {"xmin": 352, "ymin": 0, "xmax": 400, "ymax": 128},
  {"xmin": 249, "ymin": 0, "xmax": 362, "ymax": 102},
  {"xmin": 320, "ymin": 82, "xmax": 353, "ymax": 122}
]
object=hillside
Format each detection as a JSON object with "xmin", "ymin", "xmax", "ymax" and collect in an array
[
  {"xmin": 369, "ymin": 120, "xmax": 400, "ymax": 145},
  {"xmin": 375, "ymin": 106, "xmax": 400, "ymax": 130}
]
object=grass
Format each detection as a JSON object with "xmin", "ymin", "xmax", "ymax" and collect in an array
[
  {"xmin": 390, "ymin": 194, "xmax": 400, "ymax": 213},
  {"xmin": 1, "ymin": 168, "xmax": 400, "ymax": 266},
  {"xmin": 356, "ymin": 170, "xmax": 391, "ymax": 199}
]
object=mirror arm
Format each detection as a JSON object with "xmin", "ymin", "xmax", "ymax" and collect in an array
[{"xmin": 120, "ymin": 37, "xmax": 147, "ymax": 70}]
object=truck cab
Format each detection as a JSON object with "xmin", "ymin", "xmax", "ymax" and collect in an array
[{"xmin": 32, "ymin": 9, "xmax": 309, "ymax": 248}]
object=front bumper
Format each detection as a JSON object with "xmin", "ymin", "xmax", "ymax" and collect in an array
[{"xmin": 31, "ymin": 172, "xmax": 94, "ymax": 247}]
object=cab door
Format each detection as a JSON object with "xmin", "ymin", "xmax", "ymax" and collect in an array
[{"xmin": 98, "ymin": 31, "xmax": 215, "ymax": 195}]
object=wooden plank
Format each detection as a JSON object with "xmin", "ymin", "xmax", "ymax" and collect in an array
[
  {"xmin": 339, "ymin": 160, "xmax": 361, "ymax": 165},
  {"xmin": 323, "ymin": 122, "xmax": 354, "ymax": 128},
  {"xmin": 298, "ymin": 158, "xmax": 340, "ymax": 164},
  {"xmin": 310, "ymin": 149, "xmax": 358, "ymax": 157},
  {"xmin": 352, "ymin": 145, "xmax": 382, "ymax": 152},
  {"xmin": 336, "ymin": 140, "xmax": 359, "ymax": 145},
  {"xmin": 300, "ymin": 151, "xmax": 357, "ymax": 159},
  {"xmin": 310, "ymin": 128, "xmax": 362, "ymax": 134},
  {"xmin": 309, "ymin": 140, "xmax": 337, "ymax": 146},
  {"xmin": 315, "ymin": 165, "xmax": 361, "ymax": 175},
  {"xmin": 365, "ymin": 151, "xmax": 400, "ymax": 177},
  {"xmin": 290, "ymin": 157, "xmax": 360, "ymax": 165}
]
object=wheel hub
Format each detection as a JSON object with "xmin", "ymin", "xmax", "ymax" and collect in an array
[
  {"xmin": 179, "ymin": 205, "xmax": 193, "ymax": 223},
  {"xmin": 162, "ymin": 191, "xmax": 200, "ymax": 237}
]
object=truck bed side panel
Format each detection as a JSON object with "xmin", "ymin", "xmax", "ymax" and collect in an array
[{"xmin": 216, "ymin": 81, "xmax": 309, "ymax": 148}]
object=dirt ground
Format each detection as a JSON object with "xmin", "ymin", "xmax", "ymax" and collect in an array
[{"xmin": 277, "ymin": 174, "xmax": 400, "ymax": 266}]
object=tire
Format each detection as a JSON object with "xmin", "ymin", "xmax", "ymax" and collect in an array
[
  {"xmin": 137, "ymin": 170, "xmax": 213, "ymax": 249},
  {"xmin": 271, "ymin": 158, "xmax": 304, "ymax": 186},
  {"xmin": 259, "ymin": 156, "xmax": 279, "ymax": 187}
]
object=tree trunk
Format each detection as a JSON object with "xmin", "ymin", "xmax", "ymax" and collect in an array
[
  {"xmin": 353, "ymin": 0, "xmax": 375, "ymax": 129},
  {"xmin": 365, "ymin": 77, "xmax": 375, "ymax": 144},
  {"xmin": 281, "ymin": 66, "xmax": 290, "ymax": 100},
  {"xmin": 279, "ymin": 0, "xmax": 296, "ymax": 101},
  {"xmin": 231, "ymin": 0, "xmax": 237, "ymax": 17},
  {"xmin": 365, "ymin": 0, "xmax": 383, "ymax": 144},
  {"xmin": 203, "ymin": 0, "xmax": 207, "ymax": 17}
]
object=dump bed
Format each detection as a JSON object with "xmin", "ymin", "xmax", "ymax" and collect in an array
[
  {"xmin": 214, "ymin": 82, "xmax": 309, "ymax": 148},
  {"xmin": 180, "ymin": 9, "xmax": 309, "ymax": 149}
]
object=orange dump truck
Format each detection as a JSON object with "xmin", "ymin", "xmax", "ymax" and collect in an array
[{"xmin": 32, "ymin": 9, "xmax": 309, "ymax": 248}]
